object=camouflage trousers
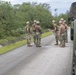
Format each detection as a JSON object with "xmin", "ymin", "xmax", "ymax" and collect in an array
[
  {"xmin": 35, "ymin": 32, "xmax": 41, "ymax": 47},
  {"xmin": 54, "ymin": 32, "xmax": 59, "ymax": 44},
  {"xmin": 59, "ymin": 33, "xmax": 65, "ymax": 47},
  {"xmin": 65, "ymin": 31, "xmax": 68, "ymax": 43},
  {"xmin": 32, "ymin": 32, "xmax": 36, "ymax": 45},
  {"xmin": 26, "ymin": 34, "xmax": 31, "ymax": 46}
]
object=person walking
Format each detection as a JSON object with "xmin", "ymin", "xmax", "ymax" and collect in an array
[
  {"xmin": 25, "ymin": 21, "xmax": 32, "ymax": 47},
  {"xmin": 35, "ymin": 21, "xmax": 42, "ymax": 47}
]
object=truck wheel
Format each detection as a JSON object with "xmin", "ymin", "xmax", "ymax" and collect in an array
[
  {"xmin": 70, "ymin": 28, "xmax": 74, "ymax": 40},
  {"xmin": 71, "ymin": 36, "xmax": 73, "ymax": 40}
]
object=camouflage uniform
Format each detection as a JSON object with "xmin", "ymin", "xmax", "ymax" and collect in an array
[
  {"xmin": 59, "ymin": 32, "xmax": 65, "ymax": 47},
  {"xmin": 60, "ymin": 19, "xmax": 68, "ymax": 43},
  {"xmin": 25, "ymin": 21, "xmax": 32, "ymax": 47},
  {"xmin": 32, "ymin": 20, "xmax": 37, "ymax": 45},
  {"xmin": 64, "ymin": 20, "xmax": 68, "ymax": 43},
  {"xmin": 59, "ymin": 21, "xmax": 65, "ymax": 47},
  {"xmin": 54, "ymin": 26, "xmax": 59, "ymax": 45},
  {"xmin": 35, "ymin": 21, "xmax": 42, "ymax": 47},
  {"xmin": 52, "ymin": 20, "xmax": 59, "ymax": 45}
]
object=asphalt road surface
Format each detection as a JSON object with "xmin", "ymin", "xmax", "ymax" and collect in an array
[{"xmin": 0, "ymin": 28, "xmax": 73, "ymax": 75}]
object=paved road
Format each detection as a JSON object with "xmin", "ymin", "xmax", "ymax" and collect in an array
[{"xmin": 0, "ymin": 28, "xmax": 73, "ymax": 75}]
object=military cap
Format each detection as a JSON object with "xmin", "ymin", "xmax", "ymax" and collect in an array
[
  {"xmin": 36, "ymin": 21, "xmax": 40, "ymax": 24},
  {"xmin": 60, "ymin": 18, "xmax": 64, "ymax": 21},
  {"xmin": 26, "ymin": 21, "xmax": 30, "ymax": 24},
  {"xmin": 64, "ymin": 20, "xmax": 66, "ymax": 23},
  {"xmin": 52, "ymin": 20, "xmax": 56, "ymax": 23},
  {"xmin": 34, "ymin": 20, "xmax": 36, "ymax": 23},
  {"xmin": 59, "ymin": 21, "xmax": 62, "ymax": 24}
]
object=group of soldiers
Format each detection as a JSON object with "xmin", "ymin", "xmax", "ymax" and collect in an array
[
  {"xmin": 25, "ymin": 20, "xmax": 42, "ymax": 47},
  {"xmin": 52, "ymin": 18, "xmax": 68, "ymax": 47},
  {"xmin": 25, "ymin": 18, "xmax": 68, "ymax": 48}
]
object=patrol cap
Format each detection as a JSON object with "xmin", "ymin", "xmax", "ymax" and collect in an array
[
  {"xmin": 59, "ymin": 21, "xmax": 62, "ymax": 24},
  {"xmin": 64, "ymin": 20, "xmax": 66, "ymax": 23},
  {"xmin": 52, "ymin": 20, "xmax": 56, "ymax": 23},
  {"xmin": 34, "ymin": 20, "xmax": 36, "ymax": 23},
  {"xmin": 36, "ymin": 21, "xmax": 40, "ymax": 24},
  {"xmin": 26, "ymin": 21, "xmax": 30, "ymax": 24},
  {"xmin": 60, "ymin": 18, "xmax": 64, "ymax": 21}
]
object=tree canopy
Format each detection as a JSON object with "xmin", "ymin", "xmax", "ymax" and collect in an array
[{"xmin": 0, "ymin": 1, "xmax": 68, "ymax": 38}]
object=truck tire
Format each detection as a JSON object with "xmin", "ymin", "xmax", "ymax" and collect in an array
[{"xmin": 70, "ymin": 28, "xmax": 74, "ymax": 40}]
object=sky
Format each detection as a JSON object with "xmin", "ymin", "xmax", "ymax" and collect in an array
[{"xmin": 2, "ymin": 0, "xmax": 76, "ymax": 15}]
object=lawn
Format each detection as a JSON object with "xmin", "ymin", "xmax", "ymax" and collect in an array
[{"xmin": 0, "ymin": 31, "xmax": 52, "ymax": 54}]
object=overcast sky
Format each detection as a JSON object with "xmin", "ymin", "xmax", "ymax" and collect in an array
[{"xmin": 2, "ymin": 0, "xmax": 76, "ymax": 15}]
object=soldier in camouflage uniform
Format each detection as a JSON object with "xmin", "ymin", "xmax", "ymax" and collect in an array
[
  {"xmin": 60, "ymin": 18, "xmax": 68, "ymax": 43},
  {"xmin": 63, "ymin": 20, "xmax": 68, "ymax": 43},
  {"xmin": 35, "ymin": 21, "xmax": 42, "ymax": 47},
  {"xmin": 52, "ymin": 20, "xmax": 59, "ymax": 45},
  {"xmin": 58, "ymin": 21, "xmax": 66, "ymax": 47},
  {"xmin": 25, "ymin": 21, "xmax": 32, "ymax": 47},
  {"xmin": 32, "ymin": 20, "xmax": 37, "ymax": 45}
]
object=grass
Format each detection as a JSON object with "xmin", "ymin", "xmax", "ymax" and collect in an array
[{"xmin": 0, "ymin": 31, "xmax": 52, "ymax": 55}]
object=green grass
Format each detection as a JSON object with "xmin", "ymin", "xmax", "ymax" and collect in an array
[{"xmin": 0, "ymin": 31, "xmax": 52, "ymax": 54}]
